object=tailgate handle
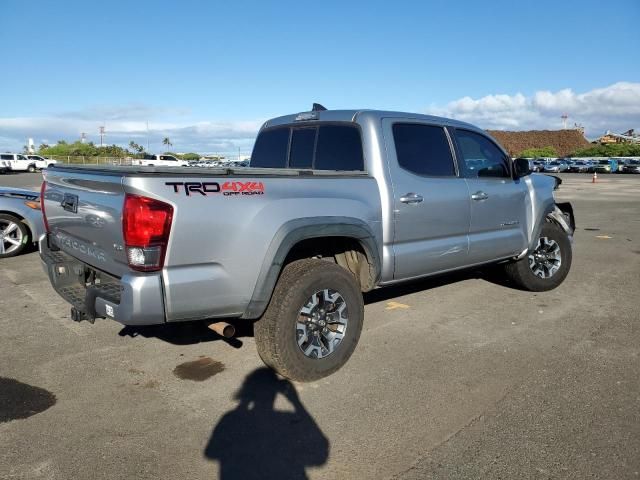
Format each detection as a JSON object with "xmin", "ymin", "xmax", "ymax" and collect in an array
[{"xmin": 61, "ymin": 193, "xmax": 79, "ymax": 213}]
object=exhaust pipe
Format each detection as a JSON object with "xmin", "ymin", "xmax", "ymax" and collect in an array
[{"xmin": 208, "ymin": 321, "xmax": 235, "ymax": 338}]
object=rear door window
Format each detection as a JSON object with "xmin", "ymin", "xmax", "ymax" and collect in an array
[
  {"xmin": 289, "ymin": 128, "xmax": 316, "ymax": 169},
  {"xmin": 251, "ymin": 128, "xmax": 290, "ymax": 168},
  {"xmin": 392, "ymin": 123, "xmax": 456, "ymax": 176},
  {"xmin": 315, "ymin": 125, "xmax": 364, "ymax": 171}
]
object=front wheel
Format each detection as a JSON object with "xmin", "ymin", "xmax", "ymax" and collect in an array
[
  {"xmin": 254, "ymin": 259, "xmax": 364, "ymax": 382},
  {"xmin": 503, "ymin": 222, "xmax": 572, "ymax": 291}
]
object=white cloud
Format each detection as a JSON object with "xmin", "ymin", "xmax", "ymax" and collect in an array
[
  {"xmin": 0, "ymin": 104, "xmax": 264, "ymax": 154},
  {"xmin": 2, "ymin": 83, "xmax": 639, "ymax": 152},
  {"xmin": 428, "ymin": 82, "xmax": 640, "ymax": 138}
]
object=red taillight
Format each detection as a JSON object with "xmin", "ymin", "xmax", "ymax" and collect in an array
[
  {"xmin": 40, "ymin": 181, "xmax": 50, "ymax": 233},
  {"xmin": 122, "ymin": 194, "xmax": 173, "ymax": 271}
]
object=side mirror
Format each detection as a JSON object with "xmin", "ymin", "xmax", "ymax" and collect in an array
[{"xmin": 513, "ymin": 158, "xmax": 532, "ymax": 178}]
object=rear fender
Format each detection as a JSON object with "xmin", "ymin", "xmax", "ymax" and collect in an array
[{"xmin": 242, "ymin": 217, "xmax": 380, "ymax": 319}]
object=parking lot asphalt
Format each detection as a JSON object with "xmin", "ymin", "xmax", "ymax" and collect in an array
[{"xmin": 1, "ymin": 172, "xmax": 639, "ymax": 479}]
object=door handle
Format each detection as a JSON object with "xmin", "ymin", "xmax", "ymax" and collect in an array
[
  {"xmin": 471, "ymin": 191, "xmax": 489, "ymax": 201},
  {"xmin": 400, "ymin": 193, "xmax": 423, "ymax": 204}
]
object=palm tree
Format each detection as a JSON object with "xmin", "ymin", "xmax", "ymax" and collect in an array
[{"xmin": 162, "ymin": 137, "xmax": 172, "ymax": 152}]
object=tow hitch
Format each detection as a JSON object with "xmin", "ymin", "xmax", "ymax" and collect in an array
[{"xmin": 70, "ymin": 307, "xmax": 94, "ymax": 324}]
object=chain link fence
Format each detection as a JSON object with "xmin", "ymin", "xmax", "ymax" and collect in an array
[
  {"xmin": 47, "ymin": 152, "xmax": 251, "ymax": 165},
  {"xmin": 46, "ymin": 155, "xmax": 135, "ymax": 165}
]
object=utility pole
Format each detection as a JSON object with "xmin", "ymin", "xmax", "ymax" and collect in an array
[
  {"xmin": 99, "ymin": 126, "xmax": 105, "ymax": 147},
  {"xmin": 146, "ymin": 121, "xmax": 150, "ymax": 152},
  {"xmin": 561, "ymin": 114, "xmax": 568, "ymax": 130}
]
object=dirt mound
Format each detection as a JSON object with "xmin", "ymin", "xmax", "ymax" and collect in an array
[{"xmin": 487, "ymin": 129, "xmax": 591, "ymax": 157}]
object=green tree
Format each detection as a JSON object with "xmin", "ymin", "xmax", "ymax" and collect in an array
[
  {"xmin": 38, "ymin": 143, "xmax": 50, "ymax": 151},
  {"xmin": 571, "ymin": 143, "xmax": 640, "ymax": 157},
  {"xmin": 39, "ymin": 141, "xmax": 129, "ymax": 158},
  {"xmin": 162, "ymin": 137, "xmax": 172, "ymax": 151},
  {"xmin": 128, "ymin": 141, "xmax": 145, "ymax": 155},
  {"xmin": 518, "ymin": 146, "xmax": 558, "ymax": 158}
]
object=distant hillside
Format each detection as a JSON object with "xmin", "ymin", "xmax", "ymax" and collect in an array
[{"xmin": 487, "ymin": 129, "xmax": 591, "ymax": 157}]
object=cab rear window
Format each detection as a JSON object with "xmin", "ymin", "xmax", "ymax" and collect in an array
[
  {"xmin": 250, "ymin": 124, "xmax": 364, "ymax": 171},
  {"xmin": 250, "ymin": 128, "xmax": 290, "ymax": 168}
]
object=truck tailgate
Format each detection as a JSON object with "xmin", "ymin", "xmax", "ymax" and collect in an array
[{"xmin": 42, "ymin": 168, "xmax": 129, "ymax": 277}]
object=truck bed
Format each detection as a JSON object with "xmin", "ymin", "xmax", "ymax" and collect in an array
[{"xmin": 41, "ymin": 164, "xmax": 381, "ymax": 325}]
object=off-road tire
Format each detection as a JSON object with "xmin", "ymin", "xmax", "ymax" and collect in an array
[
  {"xmin": 503, "ymin": 222, "xmax": 572, "ymax": 291},
  {"xmin": 254, "ymin": 259, "xmax": 364, "ymax": 382}
]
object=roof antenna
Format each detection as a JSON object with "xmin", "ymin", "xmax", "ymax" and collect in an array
[{"xmin": 312, "ymin": 103, "xmax": 327, "ymax": 112}]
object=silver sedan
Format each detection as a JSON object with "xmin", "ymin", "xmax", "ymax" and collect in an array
[{"xmin": 0, "ymin": 187, "xmax": 45, "ymax": 258}]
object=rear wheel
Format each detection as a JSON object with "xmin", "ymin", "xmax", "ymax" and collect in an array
[
  {"xmin": 0, "ymin": 214, "xmax": 29, "ymax": 258},
  {"xmin": 27, "ymin": 164, "xmax": 36, "ymax": 173},
  {"xmin": 254, "ymin": 259, "xmax": 364, "ymax": 382},
  {"xmin": 503, "ymin": 222, "xmax": 572, "ymax": 291}
]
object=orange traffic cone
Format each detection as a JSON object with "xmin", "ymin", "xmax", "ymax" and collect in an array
[{"xmin": 592, "ymin": 172, "xmax": 597, "ymax": 183}]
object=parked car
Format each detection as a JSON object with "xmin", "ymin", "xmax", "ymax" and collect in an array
[
  {"xmin": 583, "ymin": 160, "xmax": 597, "ymax": 173},
  {"xmin": 40, "ymin": 107, "xmax": 575, "ymax": 382},
  {"xmin": 135, "ymin": 154, "xmax": 189, "ymax": 167},
  {"xmin": 543, "ymin": 161, "xmax": 564, "ymax": 173},
  {"xmin": 0, "ymin": 188, "xmax": 44, "ymax": 258},
  {"xmin": 594, "ymin": 159, "xmax": 618, "ymax": 174},
  {"xmin": 621, "ymin": 159, "xmax": 640, "ymax": 174},
  {"xmin": 568, "ymin": 160, "xmax": 591, "ymax": 173},
  {"xmin": 26, "ymin": 154, "xmax": 58, "ymax": 170},
  {"xmin": 531, "ymin": 160, "xmax": 546, "ymax": 172},
  {"xmin": 0, "ymin": 153, "xmax": 38, "ymax": 173}
]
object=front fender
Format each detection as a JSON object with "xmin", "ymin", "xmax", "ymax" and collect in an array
[{"xmin": 529, "ymin": 202, "xmax": 575, "ymax": 251}]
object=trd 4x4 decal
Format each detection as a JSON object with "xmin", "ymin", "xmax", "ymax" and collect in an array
[
  {"xmin": 221, "ymin": 181, "xmax": 265, "ymax": 195},
  {"xmin": 166, "ymin": 181, "xmax": 265, "ymax": 196}
]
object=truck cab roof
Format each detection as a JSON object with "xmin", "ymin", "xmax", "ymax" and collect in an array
[{"xmin": 263, "ymin": 109, "xmax": 480, "ymax": 132}]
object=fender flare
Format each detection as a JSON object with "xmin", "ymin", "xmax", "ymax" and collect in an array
[
  {"xmin": 529, "ymin": 202, "xmax": 575, "ymax": 251},
  {"xmin": 242, "ymin": 216, "xmax": 381, "ymax": 319}
]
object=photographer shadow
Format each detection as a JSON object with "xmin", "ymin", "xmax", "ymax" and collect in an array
[{"xmin": 204, "ymin": 368, "xmax": 329, "ymax": 479}]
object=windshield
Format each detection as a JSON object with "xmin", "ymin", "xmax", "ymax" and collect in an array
[
  {"xmin": 549, "ymin": 161, "xmax": 560, "ymax": 165},
  {"xmin": 599, "ymin": 160, "xmax": 609, "ymax": 164}
]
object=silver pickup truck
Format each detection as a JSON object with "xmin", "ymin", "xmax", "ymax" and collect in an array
[{"xmin": 40, "ymin": 107, "xmax": 575, "ymax": 381}]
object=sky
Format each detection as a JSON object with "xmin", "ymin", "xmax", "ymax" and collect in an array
[{"xmin": 0, "ymin": 0, "xmax": 639, "ymax": 154}]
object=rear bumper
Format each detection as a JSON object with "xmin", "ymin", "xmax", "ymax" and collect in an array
[{"xmin": 39, "ymin": 235, "xmax": 166, "ymax": 325}]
